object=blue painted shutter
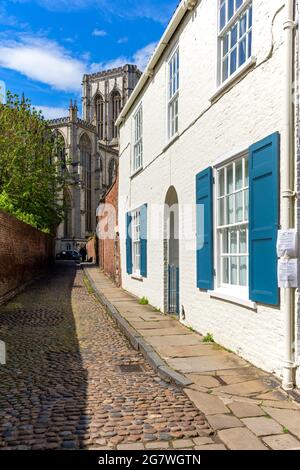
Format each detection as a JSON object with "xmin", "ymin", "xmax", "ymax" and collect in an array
[
  {"xmin": 126, "ymin": 212, "xmax": 133, "ymax": 275},
  {"xmin": 249, "ymin": 132, "xmax": 280, "ymax": 305},
  {"xmin": 140, "ymin": 204, "xmax": 148, "ymax": 278},
  {"xmin": 196, "ymin": 168, "xmax": 214, "ymax": 290}
]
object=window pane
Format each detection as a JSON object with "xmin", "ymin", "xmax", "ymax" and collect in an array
[
  {"xmin": 228, "ymin": 0, "xmax": 234, "ymax": 19},
  {"xmin": 236, "ymin": 0, "xmax": 243, "ymax": 9},
  {"xmin": 239, "ymin": 256, "xmax": 247, "ymax": 286},
  {"xmin": 222, "ymin": 57, "xmax": 229, "ymax": 82},
  {"xmin": 223, "ymin": 34, "xmax": 229, "ymax": 56},
  {"xmin": 220, "ymin": 1, "xmax": 226, "ymax": 30},
  {"xmin": 244, "ymin": 158, "xmax": 249, "ymax": 186},
  {"xmin": 222, "ymin": 257, "xmax": 229, "ymax": 284},
  {"xmin": 219, "ymin": 198, "xmax": 225, "ymax": 226},
  {"xmin": 239, "ymin": 37, "xmax": 246, "ymax": 66},
  {"xmin": 226, "ymin": 165, "xmax": 233, "ymax": 193},
  {"xmin": 223, "ymin": 229, "xmax": 229, "ymax": 253},
  {"xmin": 231, "ymin": 24, "xmax": 238, "ymax": 47},
  {"xmin": 230, "ymin": 257, "xmax": 238, "ymax": 285},
  {"xmin": 218, "ymin": 168, "xmax": 225, "ymax": 196},
  {"xmin": 239, "ymin": 228, "xmax": 247, "ymax": 252},
  {"xmin": 230, "ymin": 48, "xmax": 237, "ymax": 74},
  {"xmin": 239, "ymin": 14, "xmax": 247, "ymax": 37},
  {"xmin": 230, "ymin": 230, "xmax": 237, "ymax": 253},
  {"xmin": 235, "ymin": 160, "xmax": 243, "ymax": 190},
  {"xmin": 248, "ymin": 30, "xmax": 252, "ymax": 58},
  {"xmin": 249, "ymin": 5, "xmax": 252, "ymax": 27},
  {"xmin": 235, "ymin": 191, "xmax": 243, "ymax": 222},
  {"xmin": 227, "ymin": 195, "xmax": 234, "ymax": 224},
  {"xmin": 244, "ymin": 191, "xmax": 249, "ymax": 220}
]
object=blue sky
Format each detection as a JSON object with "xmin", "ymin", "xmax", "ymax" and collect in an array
[{"xmin": 0, "ymin": 0, "xmax": 177, "ymax": 118}]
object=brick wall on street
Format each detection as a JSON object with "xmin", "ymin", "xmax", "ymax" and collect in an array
[
  {"xmin": 98, "ymin": 176, "xmax": 121, "ymax": 286},
  {"xmin": 0, "ymin": 210, "xmax": 54, "ymax": 304}
]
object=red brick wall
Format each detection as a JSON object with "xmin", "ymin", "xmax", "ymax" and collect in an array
[
  {"xmin": 98, "ymin": 176, "xmax": 121, "ymax": 286},
  {"xmin": 0, "ymin": 210, "xmax": 54, "ymax": 303}
]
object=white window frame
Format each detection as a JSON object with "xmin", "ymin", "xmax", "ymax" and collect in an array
[
  {"xmin": 132, "ymin": 208, "xmax": 141, "ymax": 276},
  {"xmin": 214, "ymin": 153, "xmax": 249, "ymax": 299},
  {"xmin": 167, "ymin": 46, "xmax": 179, "ymax": 141},
  {"xmin": 132, "ymin": 104, "xmax": 143, "ymax": 174},
  {"xmin": 218, "ymin": 0, "xmax": 253, "ymax": 86}
]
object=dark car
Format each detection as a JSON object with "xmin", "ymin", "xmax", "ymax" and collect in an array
[{"xmin": 56, "ymin": 250, "xmax": 81, "ymax": 262}]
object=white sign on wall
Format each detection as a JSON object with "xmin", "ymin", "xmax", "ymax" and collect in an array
[
  {"xmin": 278, "ymin": 259, "xmax": 298, "ymax": 288},
  {"xmin": 277, "ymin": 229, "xmax": 298, "ymax": 258}
]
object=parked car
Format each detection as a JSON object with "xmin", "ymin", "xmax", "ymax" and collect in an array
[{"xmin": 56, "ymin": 250, "xmax": 81, "ymax": 262}]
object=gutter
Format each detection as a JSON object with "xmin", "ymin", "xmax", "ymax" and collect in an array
[
  {"xmin": 115, "ymin": 0, "xmax": 198, "ymax": 127},
  {"xmin": 282, "ymin": 0, "xmax": 297, "ymax": 390}
]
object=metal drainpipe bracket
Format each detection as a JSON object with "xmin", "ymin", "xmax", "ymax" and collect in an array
[{"xmin": 282, "ymin": 189, "xmax": 297, "ymax": 199}]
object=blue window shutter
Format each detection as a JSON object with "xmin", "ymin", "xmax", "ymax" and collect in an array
[
  {"xmin": 126, "ymin": 212, "xmax": 132, "ymax": 275},
  {"xmin": 249, "ymin": 132, "xmax": 280, "ymax": 305},
  {"xmin": 140, "ymin": 204, "xmax": 148, "ymax": 278},
  {"xmin": 196, "ymin": 167, "xmax": 214, "ymax": 290}
]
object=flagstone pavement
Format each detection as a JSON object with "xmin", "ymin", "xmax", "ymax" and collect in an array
[{"xmin": 84, "ymin": 264, "xmax": 300, "ymax": 451}]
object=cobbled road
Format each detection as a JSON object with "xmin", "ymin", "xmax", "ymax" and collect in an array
[{"xmin": 0, "ymin": 263, "xmax": 210, "ymax": 450}]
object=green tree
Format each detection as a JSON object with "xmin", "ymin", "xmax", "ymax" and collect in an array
[{"xmin": 0, "ymin": 91, "xmax": 67, "ymax": 233}]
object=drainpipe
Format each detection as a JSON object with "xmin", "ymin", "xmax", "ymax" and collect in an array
[{"xmin": 282, "ymin": 0, "xmax": 296, "ymax": 390}]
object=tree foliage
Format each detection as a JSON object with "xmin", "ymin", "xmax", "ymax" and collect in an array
[{"xmin": 0, "ymin": 92, "xmax": 67, "ymax": 234}]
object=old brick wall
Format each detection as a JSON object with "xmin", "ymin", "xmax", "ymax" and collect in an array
[
  {"xmin": 98, "ymin": 176, "xmax": 121, "ymax": 286},
  {"xmin": 0, "ymin": 210, "xmax": 54, "ymax": 304}
]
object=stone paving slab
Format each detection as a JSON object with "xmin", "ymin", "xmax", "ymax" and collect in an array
[
  {"xmin": 168, "ymin": 354, "xmax": 246, "ymax": 374},
  {"xmin": 184, "ymin": 388, "xmax": 229, "ymax": 415},
  {"xmin": 83, "ymin": 266, "xmax": 300, "ymax": 451},
  {"xmin": 139, "ymin": 327, "xmax": 192, "ymax": 337},
  {"xmin": 242, "ymin": 417, "xmax": 283, "ymax": 436},
  {"xmin": 262, "ymin": 434, "xmax": 300, "ymax": 450},
  {"xmin": 207, "ymin": 414, "xmax": 243, "ymax": 431},
  {"xmin": 187, "ymin": 374, "xmax": 221, "ymax": 388},
  {"xmin": 262, "ymin": 407, "xmax": 300, "ymax": 439},
  {"xmin": 228, "ymin": 402, "xmax": 266, "ymax": 418},
  {"xmin": 218, "ymin": 428, "xmax": 267, "ymax": 450},
  {"xmin": 147, "ymin": 334, "xmax": 203, "ymax": 347}
]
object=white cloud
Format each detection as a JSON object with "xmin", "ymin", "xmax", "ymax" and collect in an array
[
  {"xmin": 92, "ymin": 29, "xmax": 107, "ymax": 37},
  {"xmin": 133, "ymin": 42, "xmax": 157, "ymax": 70},
  {"xmin": 91, "ymin": 41, "xmax": 157, "ymax": 73},
  {"xmin": 34, "ymin": 105, "xmax": 69, "ymax": 120},
  {"xmin": 117, "ymin": 36, "xmax": 128, "ymax": 44},
  {"xmin": 0, "ymin": 36, "xmax": 86, "ymax": 92}
]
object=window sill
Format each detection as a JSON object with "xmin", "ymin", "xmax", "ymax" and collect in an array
[
  {"xmin": 163, "ymin": 133, "xmax": 180, "ymax": 153},
  {"xmin": 131, "ymin": 166, "xmax": 143, "ymax": 179},
  {"xmin": 210, "ymin": 57, "xmax": 257, "ymax": 104},
  {"xmin": 131, "ymin": 274, "xmax": 143, "ymax": 282},
  {"xmin": 208, "ymin": 290, "xmax": 257, "ymax": 311}
]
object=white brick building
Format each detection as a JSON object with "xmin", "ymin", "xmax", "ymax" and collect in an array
[{"xmin": 117, "ymin": 0, "xmax": 300, "ymax": 388}]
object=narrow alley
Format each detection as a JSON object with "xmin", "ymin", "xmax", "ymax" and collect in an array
[{"xmin": 0, "ymin": 263, "xmax": 210, "ymax": 450}]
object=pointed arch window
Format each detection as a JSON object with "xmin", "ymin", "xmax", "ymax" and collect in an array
[
  {"xmin": 95, "ymin": 94, "xmax": 105, "ymax": 140},
  {"xmin": 111, "ymin": 91, "xmax": 121, "ymax": 139},
  {"xmin": 79, "ymin": 134, "xmax": 92, "ymax": 232},
  {"xmin": 108, "ymin": 158, "xmax": 117, "ymax": 187}
]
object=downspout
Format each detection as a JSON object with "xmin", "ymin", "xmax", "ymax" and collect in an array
[{"xmin": 282, "ymin": 0, "xmax": 297, "ymax": 390}]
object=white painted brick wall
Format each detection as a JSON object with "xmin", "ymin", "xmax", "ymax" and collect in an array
[{"xmin": 119, "ymin": 0, "xmax": 299, "ymax": 384}]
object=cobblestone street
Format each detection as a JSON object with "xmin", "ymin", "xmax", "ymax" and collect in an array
[{"xmin": 0, "ymin": 263, "xmax": 210, "ymax": 450}]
